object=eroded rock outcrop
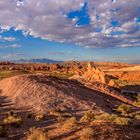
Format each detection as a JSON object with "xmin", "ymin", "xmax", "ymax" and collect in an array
[{"xmin": 70, "ymin": 62, "xmax": 120, "ymax": 89}]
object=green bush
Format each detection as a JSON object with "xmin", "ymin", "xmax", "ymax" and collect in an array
[
  {"xmin": 80, "ymin": 127, "xmax": 94, "ymax": 140},
  {"xmin": 117, "ymin": 104, "xmax": 131, "ymax": 114},
  {"xmin": 3, "ymin": 115, "xmax": 23, "ymax": 127},
  {"xmin": 80, "ymin": 111, "xmax": 95, "ymax": 123},
  {"xmin": 94, "ymin": 113, "xmax": 118, "ymax": 122},
  {"xmin": 27, "ymin": 127, "xmax": 49, "ymax": 140}
]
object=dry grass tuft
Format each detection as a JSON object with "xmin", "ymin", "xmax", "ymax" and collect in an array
[
  {"xmin": 80, "ymin": 110, "xmax": 95, "ymax": 123},
  {"xmin": 94, "ymin": 113, "xmax": 117, "ymax": 123},
  {"xmin": 62, "ymin": 117, "xmax": 77, "ymax": 128},
  {"xmin": 80, "ymin": 127, "xmax": 94, "ymax": 140},
  {"xmin": 26, "ymin": 127, "xmax": 49, "ymax": 140},
  {"xmin": 114, "ymin": 117, "xmax": 132, "ymax": 126}
]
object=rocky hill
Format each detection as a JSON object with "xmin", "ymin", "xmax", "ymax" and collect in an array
[{"xmin": 0, "ymin": 74, "xmax": 134, "ymax": 115}]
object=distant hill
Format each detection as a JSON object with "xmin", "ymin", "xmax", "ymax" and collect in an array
[{"xmin": 12, "ymin": 58, "xmax": 63, "ymax": 64}]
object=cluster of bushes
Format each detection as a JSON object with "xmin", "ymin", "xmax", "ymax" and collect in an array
[
  {"xmin": 117, "ymin": 104, "xmax": 140, "ymax": 120},
  {"xmin": 117, "ymin": 104, "xmax": 131, "ymax": 115},
  {"xmin": 1, "ymin": 105, "xmax": 140, "ymax": 139},
  {"xmin": 80, "ymin": 110, "xmax": 132, "ymax": 126},
  {"xmin": 80, "ymin": 110, "xmax": 95, "ymax": 123},
  {"xmin": 127, "ymin": 111, "xmax": 140, "ymax": 120},
  {"xmin": 0, "ymin": 111, "xmax": 23, "ymax": 138},
  {"xmin": 3, "ymin": 112, "xmax": 23, "ymax": 127},
  {"xmin": 114, "ymin": 117, "xmax": 132, "ymax": 126}
]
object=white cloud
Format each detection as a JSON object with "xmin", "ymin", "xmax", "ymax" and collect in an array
[
  {"xmin": 0, "ymin": 35, "xmax": 16, "ymax": 42},
  {"xmin": 0, "ymin": 0, "xmax": 139, "ymax": 48},
  {"xmin": 10, "ymin": 44, "xmax": 21, "ymax": 48}
]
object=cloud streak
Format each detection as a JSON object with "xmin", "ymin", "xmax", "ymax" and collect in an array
[
  {"xmin": 2, "ymin": 53, "xmax": 24, "ymax": 59},
  {"xmin": 0, "ymin": 44, "xmax": 21, "ymax": 49},
  {"xmin": 0, "ymin": 0, "xmax": 139, "ymax": 48},
  {"xmin": 0, "ymin": 35, "xmax": 16, "ymax": 42}
]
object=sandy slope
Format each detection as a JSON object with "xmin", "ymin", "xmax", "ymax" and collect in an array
[{"xmin": 0, "ymin": 75, "xmax": 134, "ymax": 114}]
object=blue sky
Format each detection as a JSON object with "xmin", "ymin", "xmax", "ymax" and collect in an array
[{"xmin": 0, "ymin": 0, "xmax": 140, "ymax": 63}]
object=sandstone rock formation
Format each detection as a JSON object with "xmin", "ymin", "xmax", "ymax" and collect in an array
[
  {"xmin": 83, "ymin": 62, "xmax": 106, "ymax": 83},
  {"xmin": 70, "ymin": 62, "xmax": 120, "ymax": 89},
  {"xmin": 49, "ymin": 64, "xmax": 61, "ymax": 71}
]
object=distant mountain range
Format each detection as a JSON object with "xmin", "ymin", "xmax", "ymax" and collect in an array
[{"xmin": 12, "ymin": 58, "xmax": 63, "ymax": 64}]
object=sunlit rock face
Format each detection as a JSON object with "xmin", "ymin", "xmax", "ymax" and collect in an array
[
  {"xmin": 70, "ymin": 62, "xmax": 120, "ymax": 89},
  {"xmin": 84, "ymin": 62, "xmax": 106, "ymax": 83}
]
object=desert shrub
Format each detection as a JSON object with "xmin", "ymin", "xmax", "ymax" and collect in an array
[
  {"xmin": 80, "ymin": 127, "xmax": 94, "ymax": 140},
  {"xmin": 133, "ymin": 102, "xmax": 140, "ymax": 107},
  {"xmin": 27, "ymin": 127, "xmax": 49, "ymax": 140},
  {"xmin": 80, "ymin": 110, "xmax": 95, "ymax": 123},
  {"xmin": 3, "ymin": 115, "xmax": 23, "ymax": 127},
  {"xmin": 91, "ymin": 113, "xmax": 132, "ymax": 126},
  {"xmin": 94, "ymin": 113, "xmax": 117, "ymax": 122},
  {"xmin": 114, "ymin": 117, "xmax": 132, "ymax": 126},
  {"xmin": 0, "ymin": 126, "xmax": 6, "ymax": 137},
  {"xmin": 35, "ymin": 114, "xmax": 45, "ymax": 121},
  {"xmin": 63, "ymin": 117, "xmax": 77, "ymax": 128},
  {"xmin": 128, "ymin": 111, "xmax": 140, "ymax": 118},
  {"xmin": 117, "ymin": 104, "xmax": 131, "ymax": 115}
]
